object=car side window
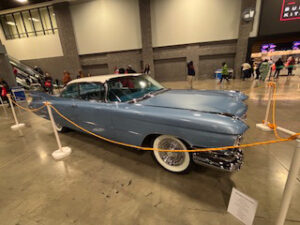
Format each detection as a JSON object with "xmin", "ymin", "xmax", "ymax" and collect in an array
[
  {"xmin": 61, "ymin": 84, "xmax": 79, "ymax": 98},
  {"xmin": 78, "ymin": 82, "xmax": 105, "ymax": 101}
]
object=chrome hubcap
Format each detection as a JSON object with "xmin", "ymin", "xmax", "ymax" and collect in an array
[{"xmin": 158, "ymin": 138, "xmax": 185, "ymax": 166}]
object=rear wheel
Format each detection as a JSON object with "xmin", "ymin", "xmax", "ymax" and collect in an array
[{"xmin": 152, "ymin": 135, "xmax": 191, "ymax": 173}]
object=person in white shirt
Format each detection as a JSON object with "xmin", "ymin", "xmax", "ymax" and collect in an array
[{"xmin": 241, "ymin": 62, "xmax": 251, "ymax": 80}]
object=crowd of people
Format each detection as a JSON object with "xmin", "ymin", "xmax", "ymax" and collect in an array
[
  {"xmin": 252, "ymin": 56, "xmax": 297, "ymax": 81},
  {"xmin": 218, "ymin": 56, "xmax": 298, "ymax": 84},
  {"xmin": 37, "ymin": 64, "xmax": 144, "ymax": 94}
]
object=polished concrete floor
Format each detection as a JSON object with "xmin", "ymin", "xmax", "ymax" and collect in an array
[{"xmin": 0, "ymin": 76, "xmax": 299, "ymax": 225}]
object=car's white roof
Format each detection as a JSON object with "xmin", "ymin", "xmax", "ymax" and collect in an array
[{"xmin": 68, "ymin": 73, "xmax": 142, "ymax": 85}]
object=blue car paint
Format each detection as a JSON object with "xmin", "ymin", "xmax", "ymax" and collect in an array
[{"xmin": 29, "ymin": 88, "xmax": 248, "ymax": 149}]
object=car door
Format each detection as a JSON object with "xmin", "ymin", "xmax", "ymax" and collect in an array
[
  {"xmin": 71, "ymin": 82, "xmax": 114, "ymax": 139},
  {"xmin": 52, "ymin": 83, "xmax": 80, "ymax": 130}
]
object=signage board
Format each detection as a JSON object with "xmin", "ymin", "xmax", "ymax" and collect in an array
[
  {"xmin": 11, "ymin": 87, "xmax": 26, "ymax": 102},
  {"xmin": 228, "ymin": 188, "xmax": 258, "ymax": 225},
  {"xmin": 280, "ymin": 0, "xmax": 300, "ymax": 21}
]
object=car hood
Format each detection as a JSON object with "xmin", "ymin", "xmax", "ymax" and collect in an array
[{"xmin": 140, "ymin": 90, "xmax": 247, "ymax": 117}]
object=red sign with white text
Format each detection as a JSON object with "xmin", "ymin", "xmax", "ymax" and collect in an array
[{"xmin": 280, "ymin": 0, "xmax": 300, "ymax": 21}]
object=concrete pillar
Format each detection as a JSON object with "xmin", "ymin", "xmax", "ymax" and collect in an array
[
  {"xmin": 234, "ymin": 0, "xmax": 257, "ymax": 78},
  {"xmin": 53, "ymin": 2, "xmax": 81, "ymax": 77},
  {"xmin": 0, "ymin": 41, "xmax": 16, "ymax": 87},
  {"xmin": 139, "ymin": 0, "xmax": 155, "ymax": 77}
]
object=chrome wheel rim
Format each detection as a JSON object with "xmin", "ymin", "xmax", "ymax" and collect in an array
[{"xmin": 157, "ymin": 138, "xmax": 185, "ymax": 166}]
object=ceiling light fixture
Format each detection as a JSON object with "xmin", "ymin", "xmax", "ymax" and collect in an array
[
  {"xmin": 6, "ymin": 21, "xmax": 16, "ymax": 26},
  {"xmin": 28, "ymin": 18, "xmax": 40, "ymax": 22},
  {"xmin": 16, "ymin": 0, "xmax": 28, "ymax": 3}
]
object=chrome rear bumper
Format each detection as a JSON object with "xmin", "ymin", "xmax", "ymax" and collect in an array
[{"xmin": 192, "ymin": 148, "xmax": 243, "ymax": 172}]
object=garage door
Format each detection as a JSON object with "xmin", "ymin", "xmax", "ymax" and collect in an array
[
  {"xmin": 82, "ymin": 64, "xmax": 109, "ymax": 76},
  {"xmin": 154, "ymin": 57, "xmax": 187, "ymax": 82}
]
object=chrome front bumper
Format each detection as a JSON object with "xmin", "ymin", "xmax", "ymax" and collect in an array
[{"xmin": 192, "ymin": 148, "xmax": 243, "ymax": 172}]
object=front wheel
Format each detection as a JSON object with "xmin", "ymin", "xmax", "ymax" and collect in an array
[
  {"xmin": 55, "ymin": 123, "xmax": 68, "ymax": 133},
  {"xmin": 152, "ymin": 135, "xmax": 191, "ymax": 173}
]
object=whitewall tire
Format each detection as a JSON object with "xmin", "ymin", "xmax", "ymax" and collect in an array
[
  {"xmin": 55, "ymin": 123, "xmax": 66, "ymax": 133},
  {"xmin": 153, "ymin": 135, "xmax": 191, "ymax": 173}
]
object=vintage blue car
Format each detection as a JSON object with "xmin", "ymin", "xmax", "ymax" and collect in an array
[{"xmin": 29, "ymin": 73, "xmax": 248, "ymax": 173}]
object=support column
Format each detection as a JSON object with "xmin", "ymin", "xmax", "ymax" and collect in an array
[
  {"xmin": 53, "ymin": 2, "xmax": 81, "ymax": 77},
  {"xmin": 234, "ymin": 0, "xmax": 257, "ymax": 78},
  {"xmin": 139, "ymin": 0, "xmax": 155, "ymax": 77},
  {"xmin": 0, "ymin": 41, "xmax": 16, "ymax": 87}
]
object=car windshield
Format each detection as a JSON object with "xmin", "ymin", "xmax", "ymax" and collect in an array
[{"xmin": 107, "ymin": 75, "xmax": 165, "ymax": 102}]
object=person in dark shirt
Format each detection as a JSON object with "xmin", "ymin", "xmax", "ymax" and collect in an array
[
  {"xmin": 143, "ymin": 64, "xmax": 151, "ymax": 75},
  {"xmin": 119, "ymin": 68, "xmax": 125, "ymax": 74},
  {"xmin": 287, "ymin": 56, "xmax": 295, "ymax": 76},
  {"xmin": 274, "ymin": 58, "xmax": 284, "ymax": 79},
  {"xmin": 126, "ymin": 65, "xmax": 136, "ymax": 73},
  {"xmin": 187, "ymin": 61, "xmax": 195, "ymax": 89}
]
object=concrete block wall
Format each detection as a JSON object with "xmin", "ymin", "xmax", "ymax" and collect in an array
[
  {"xmin": 15, "ymin": 0, "xmax": 251, "ymax": 82},
  {"xmin": 77, "ymin": 39, "xmax": 236, "ymax": 81}
]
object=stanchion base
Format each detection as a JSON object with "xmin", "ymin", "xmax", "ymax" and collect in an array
[
  {"xmin": 52, "ymin": 147, "xmax": 72, "ymax": 160},
  {"xmin": 11, "ymin": 123, "xmax": 25, "ymax": 130},
  {"xmin": 256, "ymin": 123, "xmax": 272, "ymax": 131}
]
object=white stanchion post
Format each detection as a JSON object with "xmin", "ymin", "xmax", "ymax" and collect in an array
[
  {"xmin": 45, "ymin": 102, "xmax": 71, "ymax": 160},
  {"xmin": 256, "ymin": 83, "xmax": 273, "ymax": 131},
  {"xmin": 0, "ymin": 96, "xmax": 8, "ymax": 118},
  {"xmin": 7, "ymin": 94, "xmax": 25, "ymax": 130},
  {"xmin": 275, "ymin": 138, "xmax": 300, "ymax": 225}
]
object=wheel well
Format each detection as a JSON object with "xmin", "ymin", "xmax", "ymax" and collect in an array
[
  {"xmin": 141, "ymin": 134, "xmax": 160, "ymax": 147},
  {"xmin": 141, "ymin": 134, "xmax": 192, "ymax": 149}
]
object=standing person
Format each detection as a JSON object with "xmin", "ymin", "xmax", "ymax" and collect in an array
[
  {"xmin": 126, "ymin": 65, "xmax": 136, "ymax": 73},
  {"xmin": 274, "ymin": 58, "xmax": 284, "ymax": 79},
  {"xmin": 44, "ymin": 72, "xmax": 53, "ymax": 94},
  {"xmin": 187, "ymin": 61, "xmax": 195, "ymax": 89},
  {"xmin": 34, "ymin": 66, "xmax": 44, "ymax": 75},
  {"xmin": 259, "ymin": 59, "xmax": 270, "ymax": 81},
  {"xmin": 268, "ymin": 58, "xmax": 274, "ymax": 80},
  {"xmin": 241, "ymin": 62, "xmax": 251, "ymax": 80},
  {"xmin": 13, "ymin": 67, "xmax": 18, "ymax": 76},
  {"xmin": 0, "ymin": 78, "xmax": 10, "ymax": 104},
  {"xmin": 143, "ymin": 64, "xmax": 151, "ymax": 75},
  {"xmin": 63, "ymin": 71, "xmax": 72, "ymax": 86},
  {"xmin": 114, "ymin": 67, "xmax": 119, "ymax": 74},
  {"xmin": 119, "ymin": 68, "xmax": 125, "ymax": 74},
  {"xmin": 220, "ymin": 62, "xmax": 229, "ymax": 84},
  {"xmin": 254, "ymin": 61, "xmax": 261, "ymax": 79},
  {"xmin": 287, "ymin": 56, "xmax": 295, "ymax": 76},
  {"xmin": 77, "ymin": 70, "xmax": 85, "ymax": 79}
]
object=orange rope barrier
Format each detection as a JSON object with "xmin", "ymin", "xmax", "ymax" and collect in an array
[
  {"xmin": 48, "ymin": 103, "xmax": 300, "ymax": 152},
  {"xmin": 8, "ymin": 83, "xmax": 300, "ymax": 152},
  {"xmin": 10, "ymin": 98, "xmax": 46, "ymax": 112}
]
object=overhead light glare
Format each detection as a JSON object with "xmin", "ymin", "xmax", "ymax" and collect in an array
[
  {"xmin": 6, "ymin": 21, "xmax": 16, "ymax": 26},
  {"xmin": 28, "ymin": 18, "xmax": 40, "ymax": 22},
  {"xmin": 16, "ymin": 0, "xmax": 28, "ymax": 3}
]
